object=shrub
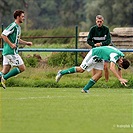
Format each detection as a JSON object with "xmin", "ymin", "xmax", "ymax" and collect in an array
[
  {"xmin": 23, "ymin": 56, "xmax": 38, "ymax": 67},
  {"xmin": 47, "ymin": 52, "xmax": 83, "ymax": 67}
]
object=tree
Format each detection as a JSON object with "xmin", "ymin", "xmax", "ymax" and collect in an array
[
  {"xmin": 85, "ymin": 0, "xmax": 133, "ymax": 29},
  {"xmin": 0, "ymin": 0, "xmax": 132, "ymax": 30}
]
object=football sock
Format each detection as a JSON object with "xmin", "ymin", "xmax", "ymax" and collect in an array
[
  {"xmin": 61, "ymin": 67, "xmax": 76, "ymax": 75},
  {"xmin": 83, "ymin": 78, "xmax": 96, "ymax": 91},
  {"xmin": 3, "ymin": 67, "xmax": 20, "ymax": 80}
]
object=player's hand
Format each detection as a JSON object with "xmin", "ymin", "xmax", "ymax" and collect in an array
[
  {"xmin": 11, "ymin": 43, "xmax": 17, "ymax": 49},
  {"xmin": 119, "ymin": 78, "xmax": 128, "ymax": 86},
  {"xmin": 26, "ymin": 42, "xmax": 32, "ymax": 46},
  {"xmin": 95, "ymin": 43, "xmax": 101, "ymax": 47},
  {"xmin": 120, "ymin": 82, "xmax": 127, "ymax": 86}
]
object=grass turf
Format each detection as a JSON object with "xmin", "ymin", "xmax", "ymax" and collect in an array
[{"xmin": 0, "ymin": 87, "xmax": 132, "ymax": 133}]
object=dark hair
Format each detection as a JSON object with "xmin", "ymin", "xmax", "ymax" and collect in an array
[
  {"xmin": 14, "ymin": 10, "xmax": 24, "ymax": 19},
  {"xmin": 122, "ymin": 59, "xmax": 130, "ymax": 69}
]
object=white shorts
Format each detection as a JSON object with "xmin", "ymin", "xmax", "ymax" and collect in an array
[
  {"xmin": 3, "ymin": 54, "xmax": 24, "ymax": 66},
  {"xmin": 80, "ymin": 50, "xmax": 104, "ymax": 72}
]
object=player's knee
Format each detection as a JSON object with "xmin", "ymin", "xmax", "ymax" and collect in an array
[
  {"xmin": 18, "ymin": 65, "xmax": 26, "ymax": 72},
  {"xmin": 79, "ymin": 69, "xmax": 84, "ymax": 73},
  {"xmin": 76, "ymin": 67, "xmax": 84, "ymax": 73}
]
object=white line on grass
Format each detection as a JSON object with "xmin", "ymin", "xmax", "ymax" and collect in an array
[{"xmin": 1, "ymin": 95, "xmax": 70, "ymax": 101}]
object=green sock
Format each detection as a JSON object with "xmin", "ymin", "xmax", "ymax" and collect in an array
[
  {"xmin": 83, "ymin": 78, "xmax": 96, "ymax": 91},
  {"xmin": 3, "ymin": 68, "xmax": 20, "ymax": 80},
  {"xmin": 61, "ymin": 67, "xmax": 76, "ymax": 75}
]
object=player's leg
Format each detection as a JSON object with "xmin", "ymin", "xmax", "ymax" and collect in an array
[
  {"xmin": 81, "ymin": 69, "xmax": 102, "ymax": 93},
  {"xmin": 104, "ymin": 61, "xmax": 109, "ymax": 82},
  {"xmin": 1, "ymin": 54, "xmax": 25, "ymax": 88},
  {"xmin": 0, "ymin": 65, "xmax": 11, "ymax": 89},
  {"xmin": 55, "ymin": 66, "xmax": 84, "ymax": 82},
  {"xmin": 0, "ymin": 65, "xmax": 11, "ymax": 75},
  {"xmin": 2, "ymin": 54, "xmax": 25, "ymax": 80},
  {"xmin": 81, "ymin": 60, "xmax": 104, "ymax": 93},
  {"xmin": 92, "ymin": 68, "xmax": 97, "ymax": 76},
  {"xmin": 55, "ymin": 50, "xmax": 94, "ymax": 82}
]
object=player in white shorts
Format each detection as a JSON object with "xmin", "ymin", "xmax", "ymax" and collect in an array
[
  {"xmin": 3, "ymin": 54, "xmax": 24, "ymax": 67},
  {"xmin": 0, "ymin": 10, "xmax": 32, "ymax": 89},
  {"xmin": 80, "ymin": 49, "xmax": 104, "ymax": 72},
  {"xmin": 55, "ymin": 46, "xmax": 130, "ymax": 93}
]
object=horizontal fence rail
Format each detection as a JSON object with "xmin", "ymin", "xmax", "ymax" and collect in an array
[{"xmin": 0, "ymin": 48, "xmax": 133, "ymax": 52}]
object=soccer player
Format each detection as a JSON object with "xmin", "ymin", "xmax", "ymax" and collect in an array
[
  {"xmin": 0, "ymin": 10, "xmax": 32, "ymax": 89},
  {"xmin": 55, "ymin": 46, "xmax": 130, "ymax": 93},
  {"xmin": 87, "ymin": 15, "xmax": 111, "ymax": 82}
]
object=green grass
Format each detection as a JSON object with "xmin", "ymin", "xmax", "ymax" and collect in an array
[{"xmin": 0, "ymin": 87, "xmax": 132, "ymax": 133}]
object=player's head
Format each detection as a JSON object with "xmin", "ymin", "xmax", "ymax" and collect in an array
[
  {"xmin": 14, "ymin": 10, "xmax": 24, "ymax": 19},
  {"xmin": 14, "ymin": 10, "xmax": 25, "ymax": 23},
  {"xmin": 96, "ymin": 15, "xmax": 104, "ymax": 27},
  {"xmin": 118, "ymin": 58, "xmax": 130, "ymax": 69}
]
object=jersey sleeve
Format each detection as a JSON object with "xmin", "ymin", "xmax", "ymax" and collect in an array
[
  {"xmin": 87, "ymin": 27, "xmax": 95, "ymax": 47},
  {"xmin": 2, "ymin": 23, "xmax": 15, "ymax": 36},
  {"xmin": 2, "ymin": 29, "xmax": 14, "ymax": 36},
  {"xmin": 110, "ymin": 53, "xmax": 124, "ymax": 63}
]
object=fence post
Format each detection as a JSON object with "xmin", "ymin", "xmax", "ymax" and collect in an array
[
  {"xmin": 75, "ymin": 25, "xmax": 78, "ymax": 66},
  {"xmin": 1, "ymin": 23, "xmax": 4, "ymax": 47},
  {"xmin": 1, "ymin": 23, "xmax": 4, "ymax": 65}
]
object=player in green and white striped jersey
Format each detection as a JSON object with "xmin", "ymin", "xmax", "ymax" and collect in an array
[
  {"xmin": 0, "ymin": 10, "xmax": 32, "ymax": 89},
  {"xmin": 56, "ymin": 46, "xmax": 130, "ymax": 93}
]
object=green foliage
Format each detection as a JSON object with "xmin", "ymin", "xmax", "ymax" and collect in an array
[
  {"xmin": 47, "ymin": 52, "xmax": 82, "ymax": 67},
  {"xmin": 85, "ymin": 0, "xmax": 133, "ymax": 29},
  {"xmin": 0, "ymin": 0, "xmax": 132, "ymax": 30},
  {"xmin": 1, "ymin": 67, "xmax": 132, "ymax": 89},
  {"xmin": 21, "ymin": 27, "xmax": 75, "ymax": 44},
  {"xmin": 23, "ymin": 56, "xmax": 38, "ymax": 68}
]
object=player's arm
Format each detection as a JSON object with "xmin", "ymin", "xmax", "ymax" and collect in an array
[
  {"xmin": 110, "ymin": 62, "xmax": 121, "ymax": 79},
  {"xmin": 87, "ymin": 28, "xmax": 95, "ymax": 47},
  {"xmin": 19, "ymin": 39, "xmax": 32, "ymax": 46},
  {"xmin": 117, "ymin": 67, "xmax": 122, "ymax": 78},
  {"xmin": 110, "ymin": 62, "xmax": 127, "ymax": 86},
  {"xmin": 1, "ymin": 34, "xmax": 16, "ymax": 49}
]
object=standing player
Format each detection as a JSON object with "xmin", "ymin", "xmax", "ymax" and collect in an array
[
  {"xmin": 0, "ymin": 10, "xmax": 32, "ymax": 89},
  {"xmin": 55, "ymin": 46, "xmax": 130, "ymax": 93},
  {"xmin": 87, "ymin": 15, "xmax": 111, "ymax": 82}
]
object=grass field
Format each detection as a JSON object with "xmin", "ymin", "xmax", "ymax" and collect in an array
[{"xmin": 0, "ymin": 87, "xmax": 132, "ymax": 133}]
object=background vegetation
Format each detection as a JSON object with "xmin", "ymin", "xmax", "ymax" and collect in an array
[
  {"xmin": 0, "ymin": 65, "xmax": 132, "ymax": 89},
  {"xmin": 0, "ymin": 0, "xmax": 132, "ymax": 89},
  {"xmin": 0, "ymin": 0, "xmax": 132, "ymax": 31}
]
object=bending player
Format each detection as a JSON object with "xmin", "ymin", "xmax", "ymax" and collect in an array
[{"xmin": 55, "ymin": 46, "xmax": 130, "ymax": 93}]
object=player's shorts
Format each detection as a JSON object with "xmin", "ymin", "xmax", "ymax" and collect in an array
[
  {"xmin": 80, "ymin": 49, "xmax": 104, "ymax": 72},
  {"xmin": 3, "ymin": 54, "xmax": 24, "ymax": 66}
]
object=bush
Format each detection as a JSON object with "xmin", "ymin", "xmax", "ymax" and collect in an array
[
  {"xmin": 47, "ymin": 52, "xmax": 83, "ymax": 67},
  {"xmin": 23, "ymin": 56, "xmax": 38, "ymax": 67}
]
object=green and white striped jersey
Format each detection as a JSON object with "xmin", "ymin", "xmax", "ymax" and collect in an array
[
  {"xmin": 92, "ymin": 46, "xmax": 124, "ymax": 63},
  {"xmin": 2, "ymin": 22, "xmax": 21, "ymax": 55}
]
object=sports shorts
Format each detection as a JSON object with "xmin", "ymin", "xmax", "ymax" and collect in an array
[
  {"xmin": 80, "ymin": 49, "xmax": 104, "ymax": 72},
  {"xmin": 3, "ymin": 54, "xmax": 24, "ymax": 66}
]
